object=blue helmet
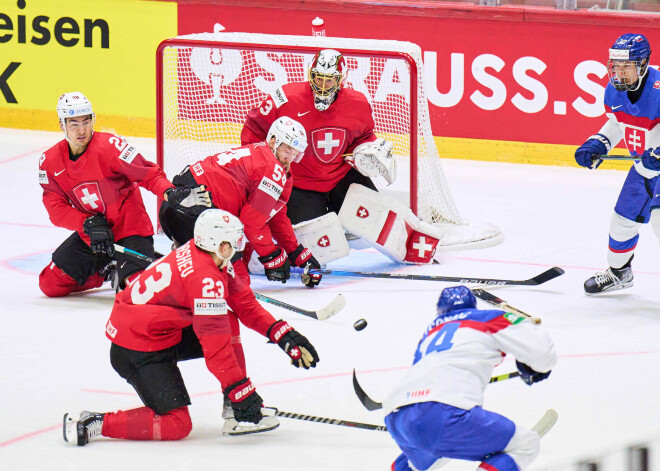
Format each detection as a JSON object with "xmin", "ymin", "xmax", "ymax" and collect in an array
[
  {"xmin": 436, "ymin": 286, "xmax": 476, "ymax": 316},
  {"xmin": 608, "ymin": 34, "xmax": 652, "ymax": 91}
]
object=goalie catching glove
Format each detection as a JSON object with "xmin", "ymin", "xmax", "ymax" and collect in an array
[
  {"xmin": 165, "ymin": 185, "xmax": 213, "ymax": 213},
  {"xmin": 288, "ymin": 244, "xmax": 322, "ymax": 288},
  {"xmin": 267, "ymin": 320, "xmax": 319, "ymax": 369},
  {"xmin": 83, "ymin": 214, "xmax": 115, "ymax": 256},
  {"xmin": 345, "ymin": 138, "xmax": 396, "ymax": 185},
  {"xmin": 223, "ymin": 377, "xmax": 264, "ymax": 424}
]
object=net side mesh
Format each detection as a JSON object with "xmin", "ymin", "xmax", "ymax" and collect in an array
[{"xmin": 159, "ymin": 32, "xmax": 502, "ymax": 247}]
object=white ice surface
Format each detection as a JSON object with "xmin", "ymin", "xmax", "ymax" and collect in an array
[{"xmin": 1, "ymin": 128, "xmax": 659, "ymax": 471}]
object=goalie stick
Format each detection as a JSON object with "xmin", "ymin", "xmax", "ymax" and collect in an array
[
  {"xmin": 114, "ymin": 244, "xmax": 345, "ymax": 320},
  {"xmin": 291, "ymin": 266, "xmax": 564, "ymax": 287},
  {"xmin": 274, "ymin": 408, "xmax": 387, "ymax": 432},
  {"xmin": 352, "ymin": 369, "xmax": 520, "ymax": 411},
  {"xmin": 471, "ymin": 289, "xmax": 542, "ymax": 325}
]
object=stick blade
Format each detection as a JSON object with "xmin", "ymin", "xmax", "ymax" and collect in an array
[
  {"xmin": 530, "ymin": 267, "xmax": 565, "ymax": 285},
  {"xmin": 315, "ymin": 294, "xmax": 346, "ymax": 321},
  {"xmin": 352, "ymin": 369, "xmax": 383, "ymax": 411},
  {"xmin": 531, "ymin": 408, "xmax": 558, "ymax": 438}
]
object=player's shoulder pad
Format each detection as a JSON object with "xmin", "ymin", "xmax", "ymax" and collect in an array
[{"xmin": 99, "ymin": 132, "xmax": 140, "ymax": 164}]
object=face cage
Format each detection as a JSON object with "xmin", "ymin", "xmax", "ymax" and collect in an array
[
  {"xmin": 607, "ymin": 59, "xmax": 648, "ymax": 92},
  {"xmin": 309, "ymin": 70, "xmax": 342, "ymax": 98}
]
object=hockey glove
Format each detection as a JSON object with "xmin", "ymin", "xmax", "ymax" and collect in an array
[
  {"xmin": 641, "ymin": 147, "xmax": 660, "ymax": 171},
  {"xmin": 166, "ymin": 185, "xmax": 212, "ymax": 213},
  {"xmin": 258, "ymin": 247, "xmax": 290, "ymax": 283},
  {"xmin": 83, "ymin": 214, "xmax": 115, "ymax": 256},
  {"xmin": 574, "ymin": 134, "xmax": 610, "ymax": 169},
  {"xmin": 223, "ymin": 378, "xmax": 263, "ymax": 424},
  {"xmin": 516, "ymin": 360, "xmax": 551, "ymax": 386},
  {"xmin": 288, "ymin": 244, "xmax": 322, "ymax": 288},
  {"xmin": 267, "ymin": 320, "xmax": 319, "ymax": 369}
]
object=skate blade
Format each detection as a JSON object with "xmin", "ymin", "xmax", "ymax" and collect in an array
[{"xmin": 222, "ymin": 416, "xmax": 280, "ymax": 436}]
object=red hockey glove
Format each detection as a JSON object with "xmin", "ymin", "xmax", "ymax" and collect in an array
[
  {"xmin": 223, "ymin": 377, "xmax": 263, "ymax": 424},
  {"xmin": 83, "ymin": 214, "xmax": 115, "ymax": 257},
  {"xmin": 267, "ymin": 320, "xmax": 319, "ymax": 369},
  {"xmin": 258, "ymin": 247, "xmax": 290, "ymax": 283},
  {"xmin": 288, "ymin": 244, "xmax": 322, "ymax": 288}
]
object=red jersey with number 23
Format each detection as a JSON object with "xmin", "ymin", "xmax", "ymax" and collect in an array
[
  {"xmin": 241, "ymin": 81, "xmax": 377, "ymax": 192},
  {"xmin": 106, "ymin": 242, "xmax": 245, "ymax": 388}
]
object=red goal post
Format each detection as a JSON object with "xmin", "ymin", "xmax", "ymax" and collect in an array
[{"xmin": 156, "ymin": 32, "xmax": 501, "ymax": 249}]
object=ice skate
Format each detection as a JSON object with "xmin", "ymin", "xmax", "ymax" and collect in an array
[
  {"xmin": 63, "ymin": 411, "xmax": 105, "ymax": 446},
  {"xmin": 222, "ymin": 403, "xmax": 280, "ymax": 436},
  {"xmin": 584, "ymin": 266, "xmax": 633, "ymax": 295},
  {"xmin": 99, "ymin": 261, "xmax": 118, "ymax": 291}
]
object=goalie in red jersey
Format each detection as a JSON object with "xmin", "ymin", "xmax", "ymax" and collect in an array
[
  {"xmin": 38, "ymin": 92, "xmax": 211, "ymax": 297},
  {"xmin": 160, "ymin": 117, "xmax": 324, "ymax": 287},
  {"xmin": 63, "ymin": 209, "xmax": 319, "ymax": 445},
  {"xmin": 240, "ymin": 50, "xmax": 444, "ymax": 266}
]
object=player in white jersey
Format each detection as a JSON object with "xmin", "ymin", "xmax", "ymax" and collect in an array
[
  {"xmin": 383, "ymin": 286, "xmax": 557, "ymax": 471},
  {"xmin": 574, "ymin": 33, "xmax": 660, "ymax": 294}
]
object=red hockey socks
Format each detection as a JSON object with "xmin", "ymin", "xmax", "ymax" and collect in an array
[
  {"xmin": 229, "ymin": 311, "xmax": 246, "ymax": 374},
  {"xmin": 38, "ymin": 262, "xmax": 104, "ymax": 297},
  {"xmin": 102, "ymin": 406, "xmax": 192, "ymax": 441}
]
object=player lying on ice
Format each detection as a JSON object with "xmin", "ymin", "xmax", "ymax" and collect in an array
[
  {"xmin": 241, "ymin": 48, "xmax": 448, "ymax": 266},
  {"xmin": 383, "ymin": 286, "xmax": 557, "ymax": 471},
  {"xmin": 63, "ymin": 209, "xmax": 319, "ymax": 445},
  {"xmin": 38, "ymin": 91, "xmax": 210, "ymax": 296},
  {"xmin": 159, "ymin": 117, "xmax": 324, "ymax": 287}
]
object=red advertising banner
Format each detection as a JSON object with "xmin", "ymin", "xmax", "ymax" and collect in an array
[{"xmin": 176, "ymin": 1, "xmax": 660, "ymax": 150}]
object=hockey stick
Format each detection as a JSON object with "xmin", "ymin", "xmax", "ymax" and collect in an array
[
  {"xmin": 471, "ymin": 289, "xmax": 542, "ymax": 325},
  {"xmin": 254, "ymin": 292, "xmax": 345, "ymax": 321},
  {"xmin": 114, "ymin": 244, "xmax": 345, "ymax": 320},
  {"xmin": 595, "ymin": 155, "xmax": 640, "ymax": 161},
  {"xmin": 352, "ymin": 369, "xmax": 520, "ymax": 411},
  {"xmin": 291, "ymin": 266, "xmax": 564, "ymax": 287},
  {"xmin": 274, "ymin": 408, "xmax": 387, "ymax": 432}
]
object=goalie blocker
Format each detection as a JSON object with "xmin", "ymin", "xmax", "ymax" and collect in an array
[{"xmin": 339, "ymin": 184, "xmax": 443, "ymax": 264}]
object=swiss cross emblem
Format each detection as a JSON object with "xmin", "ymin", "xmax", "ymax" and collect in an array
[
  {"xmin": 405, "ymin": 232, "xmax": 440, "ymax": 264},
  {"xmin": 318, "ymin": 235, "xmax": 330, "ymax": 247},
  {"xmin": 654, "ymin": 81, "xmax": 660, "ymax": 89},
  {"xmin": 311, "ymin": 127, "xmax": 347, "ymax": 163},
  {"xmin": 357, "ymin": 206, "xmax": 369, "ymax": 218},
  {"xmin": 72, "ymin": 182, "xmax": 105, "ymax": 213},
  {"xmin": 223, "ymin": 215, "xmax": 230, "ymax": 222},
  {"xmin": 624, "ymin": 126, "xmax": 646, "ymax": 155}
]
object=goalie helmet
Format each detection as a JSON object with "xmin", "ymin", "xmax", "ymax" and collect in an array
[
  {"xmin": 308, "ymin": 49, "xmax": 347, "ymax": 111},
  {"xmin": 608, "ymin": 34, "xmax": 651, "ymax": 92},
  {"xmin": 194, "ymin": 209, "xmax": 246, "ymax": 260},
  {"xmin": 436, "ymin": 286, "xmax": 476, "ymax": 316},
  {"xmin": 267, "ymin": 116, "xmax": 308, "ymax": 164}
]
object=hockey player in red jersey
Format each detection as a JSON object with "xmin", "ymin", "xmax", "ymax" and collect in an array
[
  {"xmin": 38, "ymin": 92, "xmax": 210, "ymax": 297},
  {"xmin": 240, "ymin": 50, "xmax": 446, "ymax": 266},
  {"xmin": 63, "ymin": 209, "xmax": 319, "ymax": 445},
  {"xmin": 160, "ymin": 117, "xmax": 323, "ymax": 286}
]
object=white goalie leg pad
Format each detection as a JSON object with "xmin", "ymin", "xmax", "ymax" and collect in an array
[
  {"xmin": 502, "ymin": 425, "xmax": 541, "ymax": 470},
  {"xmin": 338, "ymin": 184, "xmax": 443, "ymax": 264},
  {"xmin": 292, "ymin": 212, "xmax": 350, "ymax": 265},
  {"xmin": 607, "ymin": 212, "xmax": 641, "ymax": 269}
]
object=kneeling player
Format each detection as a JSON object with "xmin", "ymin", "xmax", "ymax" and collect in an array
[
  {"xmin": 63, "ymin": 209, "xmax": 319, "ymax": 445},
  {"xmin": 384, "ymin": 286, "xmax": 557, "ymax": 470}
]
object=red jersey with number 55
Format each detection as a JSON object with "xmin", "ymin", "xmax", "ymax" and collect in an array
[
  {"xmin": 188, "ymin": 142, "xmax": 298, "ymax": 257},
  {"xmin": 38, "ymin": 131, "xmax": 174, "ymax": 243},
  {"xmin": 106, "ymin": 242, "xmax": 245, "ymax": 388},
  {"xmin": 240, "ymin": 81, "xmax": 377, "ymax": 192}
]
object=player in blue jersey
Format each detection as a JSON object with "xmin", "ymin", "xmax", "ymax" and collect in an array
[
  {"xmin": 574, "ymin": 33, "xmax": 660, "ymax": 294},
  {"xmin": 383, "ymin": 286, "xmax": 557, "ymax": 471}
]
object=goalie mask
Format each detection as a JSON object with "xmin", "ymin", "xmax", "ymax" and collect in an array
[
  {"xmin": 56, "ymin": 92, "xmax": 95, "ymax": 145},
  {"xmin": 608, "ymin": 33, "xmax": 651, "ymax": 92},
  {"xmin": 436, "ymin": 286, "xmax": 476, "ymax": 316},
  {"xmin": 267, "ymin": 117, "xmax": 308, "ymax": 164},
  {"xmin": 308, "ymin": 49, "xmax": 347, "ymax": 111},
  {"xmin": 194, "ymin": 209, "xmax": 246, "ymax": 261}
]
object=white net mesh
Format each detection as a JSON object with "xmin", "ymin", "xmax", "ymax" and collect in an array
[{"xmin": 158, "ymin": 32, "xmax": 501, "ymax": 247}]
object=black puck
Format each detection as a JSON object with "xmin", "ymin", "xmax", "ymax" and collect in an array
[{"xmin": 353, "ymin": 319, "xmax": 368, "ymax": 331}]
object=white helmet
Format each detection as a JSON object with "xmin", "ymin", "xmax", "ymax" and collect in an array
[
  {"xmin": 57, "ymin": 92, "xmax": 94, "ymax": 122},
  {"xmin": 194, "ymin": 209, "xmax": 246, "ymax": 260},
  {"xmin": 308, "ymin": 49, "xmax": 347, "ymax": 111},
  {"xmin": 267, "ymin": 117, "xmax": 308, "ymax": 163}
]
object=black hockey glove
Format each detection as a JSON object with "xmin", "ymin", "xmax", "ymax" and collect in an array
[
  {"xmin": 516, "ymin": 360, "xmax": 551, "ymax": 386},
  {"xmin": 83, "ymin": 214, "xmax": 115, "ymax": 256},
  {"xmin": 258, "ymin": 247, "xmax": 290, "ymax": 283},
  {"xmin": 267, "ymin": 320, "xmax": 319, "ymax": 369},
  {"xmin": 288, "ymin": 244, "xmax": 322, "ymax": 288},
  {"xmin": 223, "ymin": 378, "xmax": 263, "ymax": 424}
]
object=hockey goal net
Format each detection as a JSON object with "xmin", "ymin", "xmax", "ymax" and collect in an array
[{"xmin": 157, "ymin": 32, "xmax": 501, "ymax": 248}]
